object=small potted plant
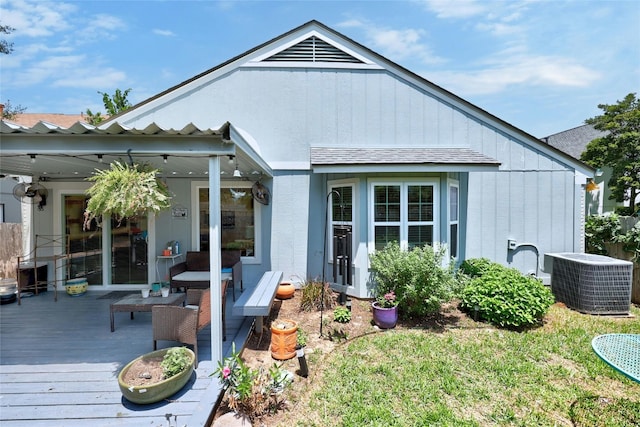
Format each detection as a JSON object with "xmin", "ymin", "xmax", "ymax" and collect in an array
[{"xmin": 371, "ymin": 291, "xmax": 398, "ymax": 329}]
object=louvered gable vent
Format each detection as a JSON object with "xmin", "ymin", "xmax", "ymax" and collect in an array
[{"xmin": 264, "ymin": 36, "xmax": 363, "ymax": 63}]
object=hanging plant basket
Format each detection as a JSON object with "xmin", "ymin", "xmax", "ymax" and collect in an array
[{"xmin": 84, "ymin": 161, "xmax": 171, "ymax": 229}]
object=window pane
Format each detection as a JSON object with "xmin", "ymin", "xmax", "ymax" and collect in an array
[
  {"xmin": 408, "ymin": 185, "xmax": 433, "ymax": 222},
  {"xmin": 200, "ymin": 188, "xmax": 256, "ymax": 257},
  {"xmin": 112, "ymin": 216, "xmax": 148, "ymax": 285},
  {"xmin": 408, "ymin": 225, "xmax": 433, "ymax": 248},
  {"xmin": 450, "ymin": 224, "xmax": 458, "ymax": 258},
  {"xmin": 374, "ymin": 225, "xmax": 400, "ymax": 251},
  {"xmin": 332, "ymin": 186, "xmax": 352, "ymax": 222},
  {"xmin": 65, "ymin": 195, "xmax": 102, "ymax": 285},
  {"xmin": 450, "ymin": 186, "xmax": 459, "ymax": 221},
  {"xmin": 374, "ymin": 185, "xmax": 401, "ymax": 222},
  {"xmin": 221, "ymin": 188, "xmax": 255, "ymax": 256}
]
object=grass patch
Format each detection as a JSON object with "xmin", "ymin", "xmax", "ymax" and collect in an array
[{"xmin": 277, "ymin": 304, "xmax": 640, "ymax": 426}]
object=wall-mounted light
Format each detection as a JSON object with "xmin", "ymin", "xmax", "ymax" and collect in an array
[
  {"xmin": 595, "ymin": 168, "xmax": 603, "ymax": 177},
  {"xmin": 97, "ymin": 154, "xmax": 103, "ymax": 163},
  {"xmin": 29, "ymin": 154, "xmax": 36, "ymax": 164},
  {"xmin": 586, "ymin": 179, "xmax": 599, "ymax": 192},
  {"xmin": 163, "ymin": 154, "xmax": 168, "ymax": 164},
  {"xmin": 227, "ymin": 155, "xmax": 235, "ymax": 164}
]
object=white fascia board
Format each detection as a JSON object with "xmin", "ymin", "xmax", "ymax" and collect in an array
[{"xmin": 269, "ymin": 161, "xmax": 311, "ymax": 171}]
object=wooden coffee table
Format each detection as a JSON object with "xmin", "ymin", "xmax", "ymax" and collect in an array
[{"xmin": 110, "ymin": 293, "xmax": 186, "ymax": 332}]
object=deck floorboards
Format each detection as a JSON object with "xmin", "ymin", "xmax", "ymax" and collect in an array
[{"xmin": 0, "ymin": 289, "xmax": 252, "ymax": 427}]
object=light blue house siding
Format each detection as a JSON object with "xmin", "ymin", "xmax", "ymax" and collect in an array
[
  {"xmin": 113, "ymin": 22, "xmax": 589, "ymax": 297},
  {"xmin": 0, "ymin": 21, "xmax": 590, "ymax": 298}
]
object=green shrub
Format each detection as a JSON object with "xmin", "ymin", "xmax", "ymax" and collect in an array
[
  {"xmin": 160, "ymin": 347, "xmax": 191, "ymax": 379},
  {"xmin": 459, "ymin": 261, "xmax": 555, "ymax": 328},
  {"xmin": 299, "ymin": 279, "xmax": 336, "ymax": 312},
  {"xmin": 585, "ymin": 214, "xmax": 622, "ymax": 254},
  {"xmin": 458, "ymin": 257, "xmax": 494, "ymax": 278},
  {"xmin": 369, "ymin": 242, "xmax": 460, "ymax": 318},
  {"xmin": 333, "ymin": 306, "xmax": 351, "ymax": 323}
]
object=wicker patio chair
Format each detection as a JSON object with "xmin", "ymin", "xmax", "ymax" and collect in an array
[{"xmin": 152, "ymin": 283, "xmax": 227, "ymax": 367}]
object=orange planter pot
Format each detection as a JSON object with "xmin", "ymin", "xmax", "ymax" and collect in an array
[
  {"xmin": 271, "ymin": 319, "xmax": 298, "ymax": 360},
  {"xmin": 276, "ymin": 282, "xmax": 295, "ymax": 300}
]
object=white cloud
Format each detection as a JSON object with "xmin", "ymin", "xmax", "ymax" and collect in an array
[
  {"xmin": 77, "ymin": 14, "xmax": 127, "ymax": 43},
  {"xmin": 11, "ymin": 54, "xmax": 126, "ymax": 89},
  {"xmin": 337, "ymin": 19, "xmax": 446, "ymax": 66},
  {"xmin": 419, "ymin": 0, "xmax": 486, "ymax": 19},
  {"xmin": 1, "ymin": 0, "xmax": 74, "ymax": 37},
  {"xmin": 153, "ymin": 29, "xmax": 175, "ymax": 37},
  {"xmin": 425, "ymin": 54, "xmax": 601, "ymax": 96}
]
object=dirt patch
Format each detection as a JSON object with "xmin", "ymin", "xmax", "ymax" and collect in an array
[{"xmin": 121, "ymin": 356, "xmax": 165, "ymax": 387}]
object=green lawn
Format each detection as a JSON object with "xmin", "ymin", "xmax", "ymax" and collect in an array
[{"xmin": 278, "ymin": 304, "xmax": 640, "ymax": 426}]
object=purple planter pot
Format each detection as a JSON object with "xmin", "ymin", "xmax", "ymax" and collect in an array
[{"xmin": 371, "ymin": 302, "xmax": 398, "ymax": 329}]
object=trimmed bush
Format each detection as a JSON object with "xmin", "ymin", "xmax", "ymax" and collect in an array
[
  {"xmin": 458, "ymin": 257, "xmax": 494, "ymax": 278},
  {"xmin": 459, "ymin": 260, "xmax": 555, "ymax": 329},
  {"xmin": 369, "ymin": 242, "xmax": 459, "ymax": 318}
]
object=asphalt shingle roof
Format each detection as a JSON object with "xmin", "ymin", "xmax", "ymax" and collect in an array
[
  {"xmin": 311, "ymin": 147, "xmax": 500, "ymax": 166},
  {"xmin": 542, "ymin": 124, "xmax": 608, "ymax": 159}
]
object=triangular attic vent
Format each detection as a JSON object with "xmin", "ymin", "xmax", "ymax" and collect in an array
[{"xmin": 264, "ymin": 36, "xmax": 363, "ymax": 64}]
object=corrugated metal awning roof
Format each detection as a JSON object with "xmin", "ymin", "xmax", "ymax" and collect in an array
[
  {"xmin": 311, "ymin": 147, "xmax": 501, "ymax": 173},
  {"xmin": 0, "ymin": 120, "xmax": 230, "ymax": 138},
  {"xmin": 0, "ymin": 121, "xmax": 276, "ymax": 180}
]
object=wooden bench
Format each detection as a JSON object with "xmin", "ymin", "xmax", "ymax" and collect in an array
[{"xmin": 232, "ymin": 271, "xmax": 283, "ymax": 332}]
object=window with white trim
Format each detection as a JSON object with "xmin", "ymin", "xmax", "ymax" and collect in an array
[
  {"xmin": 369, "ymin": 180, "xmax": 439, "ymax": 251},
  {"xmin": 448, "ymin": 181, "xmax": 459, "ymax": 259}
]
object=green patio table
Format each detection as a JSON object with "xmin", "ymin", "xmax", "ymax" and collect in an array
[{"xmin": 591, "ymin": 333, "xmax": 640, "ymax": 383}]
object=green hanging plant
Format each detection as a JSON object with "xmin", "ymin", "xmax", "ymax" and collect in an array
[{"xmin": 83, "ymin": 160, "xmax": 171, "ymax": 229}]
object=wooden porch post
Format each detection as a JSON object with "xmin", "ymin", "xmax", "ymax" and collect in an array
[{"xmin": 208, "ymin": 156, "xmax": 223, "ymax": 364}]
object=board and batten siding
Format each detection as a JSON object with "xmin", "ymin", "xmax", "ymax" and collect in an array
[{"xmin": 120, "ymin": 63, "xmax": 585, "ymax": 284}]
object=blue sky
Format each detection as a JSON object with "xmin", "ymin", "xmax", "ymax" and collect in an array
[{"xmin": 1, "ymin": 0, "xmax": 638, "ymax": 138}]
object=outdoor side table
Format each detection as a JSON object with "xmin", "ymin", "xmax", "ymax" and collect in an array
[
  {"xmin": 591, "ymin": 333, "xmax": 640, "ymax": 383},
  {"xmin": 110, "ymin": 293, "xmax": 186, "ymax": 332}
]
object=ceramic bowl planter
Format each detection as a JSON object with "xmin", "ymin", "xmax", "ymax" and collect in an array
[
  {"xmin": 276, "ymin": 281, "xmax": 295, "ymax": 300},
  {"xmin": 371, "ymin": 302, "xmax": 398, "ymax": 329},
  {"xmin": 65, "ymin": 278, "xmax": 88, "ymax": 296},
  {"xmin": 117, "ymin": 347, "xmax": 195, "ymax": 404},
  {"xmin": 271, "ymin": 319, "xmax": 298, "ymax": 360}
]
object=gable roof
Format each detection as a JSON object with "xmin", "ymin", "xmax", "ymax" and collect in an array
[
  {"xmin": 542, "ymin": 124, "xmax": 607, "ymax": 160},
  {"xmin": 107, "ymin": 20, "xmax": 592, "ymax": 176}
]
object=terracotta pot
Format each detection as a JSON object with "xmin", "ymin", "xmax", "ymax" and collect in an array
[
  {"xmin": 276, "ymin": 281, "xmax": 295, "ymax": 300},
  {"xmin": 371, "ymin": 301, "xmax": 398, "ymax": 329},
  {"xmin": 271, "ymin": 319, "xmax": 298, "ymax": 360},
  {"xmin": 117, "ymin": 347, "xmax": 195, "ymax": 404}
]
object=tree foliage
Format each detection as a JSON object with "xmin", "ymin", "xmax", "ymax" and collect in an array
[
  {"xmin": 0, "ymin": 23, "xmax": 14, "ymax": 54},
  {"xmin": 1, "ymin": 99, "xmax": 27, "ymax": 120},
  {"xmin": 581, "ymin": 93, "xmax": 640, "ymax": 211},
  {"xmin": 85, "ymin": 88, "xmax": 133, "ymax": 125}
]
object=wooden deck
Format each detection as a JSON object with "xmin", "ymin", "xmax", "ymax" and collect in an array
[{"xmin": 0, "ymin": 289, "xmax": 253, "ymax": 426}]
